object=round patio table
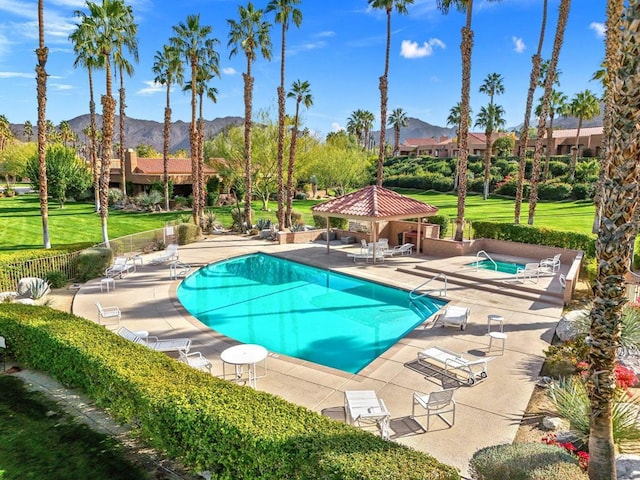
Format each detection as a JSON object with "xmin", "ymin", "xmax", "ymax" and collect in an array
[{"xmin": 221, "ymin": 344, "xmax": 268, "ymax": 388}]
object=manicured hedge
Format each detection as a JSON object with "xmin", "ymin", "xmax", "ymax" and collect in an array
[
  {"xmin": 472, "ymin": 221, "xmax": 595, "ymax": 258},
  {"xmin": 0, "ymin": 305, "xmax": 460, "ymax": 480}
]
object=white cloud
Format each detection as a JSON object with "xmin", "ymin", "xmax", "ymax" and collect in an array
[
  {"xmin": 51, "ymin": 83, "xmax": 73, "ymax": 90},
  {"xmin": 400, "ymin": 38, "xmax": 445, "ymax": 59},
  {"xmin": 288, "ymin": 40, "xmax": 327, "ymax": 55},
  {"xmin": 0, "ymin": 71, "xmax": 32, "ymax": 78},
  {"xmin": 512, "ymin": 36, "xmax": 525, "ymax": 53},
  {"xmin": 222, "ymin": 67, "xmax": 237, "ymax": 75},
  {"xmin": 590, "ymin": 22, "xmax": 605, "ymax": 38},
  {"xmin": 331, "ymin": 122, "xmax": 343, "ymax": 132},
  {"xmin": 315, "ymin": 31, "xmax": 335, "ymax": 38},
  {"xmin": 136, "ymin": 80, "xmax": 163, "ymax": 96}
]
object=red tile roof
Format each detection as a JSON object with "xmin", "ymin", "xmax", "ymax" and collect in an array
[
  {"xmin": 311, "ymin": 185, "xmax": 438, "ymax": 221},
  {"xmin": 133, "ymin": 158, "xmax": 216, "ymax": 174}
]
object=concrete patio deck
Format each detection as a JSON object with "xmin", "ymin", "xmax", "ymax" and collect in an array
[{"xmin": 71, "ymin": 234, "xmax": 564, "ymax": 478}]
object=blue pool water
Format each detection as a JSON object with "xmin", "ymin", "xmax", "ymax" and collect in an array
[
  {"xmin": 177, "ymin": 253, "xmax": 446, "ymax": 373},
  {"xmin": 467, "ymin": 259, "xmax": 526, "ymax": 275}
]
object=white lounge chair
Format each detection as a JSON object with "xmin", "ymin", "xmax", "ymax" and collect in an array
[
  {"xmin": 386, "ymin": 243, "xmax": 414, "ymax": 256},
  {"xmin": 418, "ymin": 346, "xmax": 494, "ymax": 385},
  {"xmin": 344, "ymin": 390, "xmax": 391, "ymax": 440},
  {"xmin": 431, "ymin": 305, "xmax": 470, "ymax": 330},
  {"xmin": 179, "ymin": 350, "xmax": 212, "ymax": 373},
  {"xmin": 105, "ymin": 256, "xmax": 135, "ymax": 278},
  {"xmin": 516, "ymin": 262, "xmax": 541, "ymax": 283},
  {"xmin": 150, "ymin": 244, "xmax": 179, "ymax": 265},
  {"xmin": 412, "ymin": 388, "xmax": 456, "ymax": 431},
  {"xmin": 540, "ymin": 253, "xmax": 561, "ymax": 274},
  {"xmin": 95, "ymin": 301, "xmax": 121, "ymax": 329},
  {"xmin": 347, "ymin": 248, "xmax": 386, "ymax": 263},
  {"xmin": 116, "ymin": 326, "xmax": 191, "ymax": 354}
]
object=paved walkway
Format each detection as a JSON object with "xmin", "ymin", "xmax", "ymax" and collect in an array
[{"xmin": 72, "ymin": 235, "xmax": 563, "ymax": 477}]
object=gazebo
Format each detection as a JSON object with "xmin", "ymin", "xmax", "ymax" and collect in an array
[{"xmin": 311, "ymin": 186, "xmax": 438, "ymax": 262}]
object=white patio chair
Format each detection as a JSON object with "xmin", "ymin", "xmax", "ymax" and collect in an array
[
  {"xmin": 150, "ymin": 244, "xmax": 179, "ymax": 265},
  {"xmin": 95, "ymin": 301, "xmax": 121, "ymax": 329},
  {"xmin": 431, "ymin": 305, "xmax": 470, "ymax": 330},
  {"xmin": 179, "ymin": 350, "xmax": 213, "ymax": 373},
  {"xmin": 344, "ymin": 390, "xmax": 391, "ymax": 440},
  {"xmin": 516, "ymin": 262, "xmax": 541, "ymax": 284},
  {"xmin": 116, "ymin": 326, "xmax": 191, "ymax": 354},
  {"xmin": 412, "ymin": 388, "xmax": 456, "ymax": 431},
  {"xmin": 417, "ymin": 346, "xmax": 494, "ymax": 385},
  {"xmin": 105, "ymin": 256, "xmax": 135, "ymax": 278},
  {"xmin": 540, "ymin": 253, "xmax": 561, "ymax": 274},
  {"xmin": 386, "ymin": 243, "xmax": 414, "ymax": 256}
]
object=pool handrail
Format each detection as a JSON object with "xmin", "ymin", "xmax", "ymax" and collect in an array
[
  {"xmin": 409, "ymin": 273, "xmax": 447, "ymax": 299},
  {"xmin": 476, "ymin": 250, "xmax": 497, "ymax": 271}
]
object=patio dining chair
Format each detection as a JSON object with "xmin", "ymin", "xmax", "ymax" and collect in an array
[
  {"xmin": 412, "ymin": 388, "xmax": 456, "ymax": 431},
  {"xmin": 95, "ymin": 301, "xmax": 121, "ymax": 329}
]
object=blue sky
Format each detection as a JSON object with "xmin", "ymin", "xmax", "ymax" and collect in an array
[{"xmin": 0, "ymin": 0, "xmax": 605, "ymax": 139}]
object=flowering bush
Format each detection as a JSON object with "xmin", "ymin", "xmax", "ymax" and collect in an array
[
  {"xmin": 542, "ymin": 433, "xmax": 589, "ymax": 470},
  {"xmin": 576, "ymin": 361, "xmax": 637, "ymax": 392}
]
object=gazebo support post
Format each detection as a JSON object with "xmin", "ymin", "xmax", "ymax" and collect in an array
[
  {"xmin": 417, "ymin": 217, "xmax": 422, "ymax": 255},
  {"xmin": 325, "ymin": 217, "xmax": 330, "ymax": 253},
  {"xmin": 372, "ymin": 221, "xmax": 378, "ymax": 264}
]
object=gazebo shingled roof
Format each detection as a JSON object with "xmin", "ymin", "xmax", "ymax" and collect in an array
[{"xmin": 311, "ymin": 185, "xmax": 438, "ymax": 222}]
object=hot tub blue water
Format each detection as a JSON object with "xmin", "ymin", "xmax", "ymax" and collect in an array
[
  {"xmin": 467, "ymin": 259, "xmax": 526, "ymax": 275},
  {"xmin": 177, "ymin": 253, "xmax": 445, "ymax": 373}
]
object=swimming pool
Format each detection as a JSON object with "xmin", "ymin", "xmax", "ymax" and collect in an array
[
  {"xmin": 467, "ymin": 259, "xmax": 526, "ymax": 275},
  {"xmin": 177, "ymin": 253, "xmax": 446, "ymax": 373}
]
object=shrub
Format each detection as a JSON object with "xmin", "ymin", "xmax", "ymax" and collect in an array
[
  {"xmin": 312, "ymin": 215, "xmax": 348, "ymax": 230},
  {"xmin": 428, "ymin": 214, "xmax": 449, "ymax": 239},
  {"xmin": 176, "ymin": 223, "xmax": 201, "ymax": 245},
  {"xmin": 0, "ymin": 306, "xmax": 460, "ymax": 480},
  {"xmin": 494, "ymin": 179, "xmax": 528, "ymax": 198},
  {"xmin": 295, "ymin": 192, "xmax": 307, "ymax": 200},
  {"xmin": 290, "ymin": 209, "xmax": 303, "ymax": 226},
  {"xmin": 571, "ymin": 183, "xmax": 595, "ymax": 200},
  {"xmin": 537, "ymin": 182, "xmax": 572, "ymax": 201},
  {"xmin": 468, "ymin": 177, "xmax": 486, "ymax": 194},
  {"xmin": 108, "ymin": 188, "xmax": 124, "ymax": 206},
  {"xmin": 75, "ymin": 247, "xmax": 112, "ymax": 282},
  {"xmin": 431, "ymin": 176, "xmax": 455, "ymax": 192},
  {"xmin": 467, "ymin": 161, "xmax": 484, "ymax": 175},
  {"xmin": 173, "ymin": 196, "xmax": 188, "ymax": 208},
  {"xmin": 469, "ymin": 442, "xmax": 585, "ymax": 480},
  {"xmin": 256, "ymin": 218, "xmax": 272, "ymax": 230},
  {"xmin": 45, "ymin": 270, "xmax": 68, "ymax": 289},
  {"xmin": 548, "ymin": 161, "xmax": 569, "ymax": 178}
]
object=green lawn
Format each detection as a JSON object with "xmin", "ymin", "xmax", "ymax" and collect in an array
[
  {"xmin": 0, "ymin": 190, "xmax": 596, "ymax": 252},
  {"xmin": 0, "ymin": 375, "xmax": 146, "ymax": 480}
]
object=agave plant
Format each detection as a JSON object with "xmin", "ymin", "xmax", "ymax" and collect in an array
[
  {"xmin": 256, "ymin": 218, "xmax": 272, "ymax": 230},
  {"xmin": 547, "ymin": 376, "xmax": 640, "ymax": 449},
  {"xmin": 572, "ymin": 304, "xmax": 640, "ymax": 352},
  {"xmin": 28, "ymin": 278, "xmax": 51, "ymax": 300}
]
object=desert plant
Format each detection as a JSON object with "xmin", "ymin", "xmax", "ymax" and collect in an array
[
  {"xmin": 75, "ymin": 247, "xmax": 112, "ymax": 282},
  {"xmin": 28, "ymin": 278, "xmax": 51, "ymax": 300},
  {"xmin": 256, "ymin": 218, "xmax": 272, "ymax": 230},
  {"xmin": 200, "ymin": 209, "xmax": 218, "ymax": 233},
  {"xmin": 546, "ymin": 376, "xmax": 640, "ymax": 449},
  {"xmin": 108, "ymin": 187, "xmax": 124, "ymax": 206}
]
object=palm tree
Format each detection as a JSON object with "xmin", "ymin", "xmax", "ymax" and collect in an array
[
  {"xmin": 77, "ymin": 0, "xmax": 137, "ymax": 246},
  {"xmin": 0, "ymin": 115, "xmax": 11, "ymax": 151},
  {"xmin": 59, "ymin": 121, "xmax": 73, "ymax": 147},
  {"xmin": 527, "ymin": 0, "xmax": 570, "ymax": 225},
  {"xmin": 588, "ymin": 2, "xmax": 634, "ymax": 478},
  {"xmin": 478, "ymin": 72, "xmax": 504, "ymax": 200},
  {"xmin": 171, "ymin": 14, "xmax": 218, "ymax": 226},
  {"xmin": 228, "ymin": 2, "xmax": 272, "ymax": 229},
  {"xmin": 266, "ymin": 0, "xmax": 302, "ymax": 230},
  {"xmin": 474, "ymin": 103, "xmax": 505, "ymax": 199},
  {"xmin": 446, "ymin": 102, "xmax": 471, "ymax": 191},
  {"xmin": 566, "ymin": 89, "xmax": 600, "ymax": 180},
  {"xmin": 513, "ymin": 1, "xmax": 547, "ymax": 224},
  {"xmin": 436, "ymin": 0, "xmax": 501, "ymax": 241},
  {"xmin": 113, "ymin": 28, "xmax": 139, "ymax": 200},
  {"xmin": 346, "ymin": 109, "xmax": 365, "ymax": 147},
  {"xmin": 36, "ymin": 0, "xmax": 50, "ymax": 248},
  {"xmin": 536, "ymin": 89, "xmax": 567, "ymax": 180},
  {"xmin": 153, "ymin": 44, "xmax": 184, "ymax": 211},
  {"xmin": 387, "ymin": 107, "xmax": 408, "ymax": 156},
  {"xmin": 368, "ymin": 0, "xmax": 413, "ymax": 186},
  {"xmin": 23, "ymin": 120, "xmax": 33, "ymax": 142},
  {"xmin": 285, "ymin": 79, "xmax": 312, "ymax": 227},
  {"xmin": 70, "ymin": 17, "xmax": 101, "ymax": 212}
]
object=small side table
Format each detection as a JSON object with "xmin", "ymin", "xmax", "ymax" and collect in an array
[
  {"xmin": 221, "ymin": 344, "xmax": 268, "ymax": 388},
  {"xmin": 132, "ymin": 254, "xmax": 144, "ymax": 268},
  {"xmin": 487, "ymin": 332, "xmax": 507, "ymax": 354},
  {"xmin": 100, "ymin": 277, "xmax": 115, "ymax": 293},
  {"xmin": 487, "ymin": 314, "xmax": 504, "ymax": 333}
]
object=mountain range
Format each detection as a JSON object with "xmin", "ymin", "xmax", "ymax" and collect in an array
[{"xmin": 9, "ymin": 111, "xmax": 602, "ymax": 154}]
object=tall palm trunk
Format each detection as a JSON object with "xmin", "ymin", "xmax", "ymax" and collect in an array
[
  {"xmin": 163, "ymin": 79, "xmax": 172, "ymax": 211},
  {"xmin": 189, "ymin": 54, "xmax": 200, "ymax": 226},
  {"xmin": 454, "ymin": 2, "xmax": 473, "ymax": 242},
  {"xmin": 119, "ymin": 67, "xmax": 127, "ymax": 199},
  {"xmin": 243, "ymin": 59, "xmax": 254, "ymax": 228},
  {"xmin": 514, "ymin": 0, "xmax": 547, "ymax": 223},
  {"xmin": 88, "ymin": 68, "xmax": 100, "ymax": 212},
  {"xmin": 285, "ymin": 101, "xmax": 301, "ymax": 227},
  {"xmin": 197, "ymin": 90, "xmax": 205, "ymax": 223},
  {"xmin": 36, "ymin": 0, "xmax": 50, "ymax": 249},
  {"xmin": 528, "ymin": 0, "xmax": 570, "ymax": 225},
  {"xmin": 100, "ymin": 57, "xmax": 115, "ymax": 247},
  {"xmin": 569, "ymin": 117, "xmax": 583, "ymax": 180},
  {"xmin": 276, "ymin": 21, "xmax": 287, "ymax": 229},
  {"xmin": 543, "ymin": 110, "xmax": 554, "ymax": 181},
  {"xmin": 376, "ymin": 10, "xmax": 391, "ymax": 187},
  {"xmin": 482, "ymin": 129, "xmax": 492, "ymax": 200},
  {"xmin": 587, "ymin": 2, "xmax": 627, "ymax": 479}
]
